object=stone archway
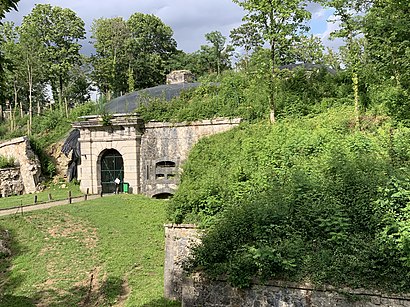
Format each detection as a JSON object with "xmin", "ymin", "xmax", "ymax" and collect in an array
[{"xmin": 100, "ymin": 149, "xmax": 124, "ymax": 193}]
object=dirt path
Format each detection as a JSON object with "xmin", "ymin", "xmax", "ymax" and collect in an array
[{"xmin": 0, "ymin": 194, "xmax": 114, "ymax": 217}]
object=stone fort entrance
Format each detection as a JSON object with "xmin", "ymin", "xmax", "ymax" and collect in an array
[
  {"xmin": 73, "ymin": 114, "xmax": 240, "ymax": 197},
  {"xmin": 100, "ymin": 149, "xmax": 124, "ymax": 193}
]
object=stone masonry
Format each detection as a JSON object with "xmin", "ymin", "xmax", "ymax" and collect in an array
[
  {"xmin": 164, "ymin": 225, "xmax": 410, "ymax": 307},
  {"xmin": 0, "ymin": 137, "xmax": 41, "ymax": 194},
  {"xmin": 73, "ymin": 114, "xmax": 240, "ymax": 197},
  {"xmin": 0, "ymin": 167, "xmax": 24, "ymax": 197}
]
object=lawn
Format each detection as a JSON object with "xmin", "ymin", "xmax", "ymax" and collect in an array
[
  {"xmin": 0, "ymin": 181, "xmax": 83, "ymax": 210},
  {"xmin": 0, "ymin": 194, "xmax": 180, "ymax": 306}
]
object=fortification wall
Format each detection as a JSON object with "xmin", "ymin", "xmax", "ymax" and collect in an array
[
  {"xmin": 0, "ymin": 167, "xmax": 24, "ymax": 197},
  {"xmin": 0, "ymin": 137, "xmax": 41, "ymax": 194},
  {"xmin": 140, "ymin": 118, "xmax": 241, "ymax": 197},
  {"xmin": 164, "ymin": 225, "xmax": 410, "ymax": 307}
]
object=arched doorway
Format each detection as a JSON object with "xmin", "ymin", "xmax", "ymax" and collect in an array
[{"xmin": 100, "ymin": 149, "xmax": 124, "ymax": 193}]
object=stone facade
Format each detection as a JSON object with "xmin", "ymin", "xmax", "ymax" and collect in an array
[
  {"xmin": 164, "ymin": 225, "xmax": 410, "ymax": 307},
  {"xmin": 164, "ymin": 224, "xmax": 201, "ymax": 301},
  {"xmin": 73, "ymin": 114, "xmax": 144, "ymax": 195},
  {"xmin": 0, "ymin": 137, "xmax": 41, "ymax": 194},
  {"xmin": 166, "ymin": 70, "xmax": 195, "ymax": 84},
  {"xmin": 74, "ymin": 115, "xmax": 240, "ymax": 197},
  {"xmin": 182, "ymin": 276, "xmax": 410, "ymax": 307},
  {"xmin": 140, "ymin": 118, "xmax": 241, "ymax": 197},
  {"xmin": 0, "ymin": 167, "xmax": 24, "ymax": 197}
]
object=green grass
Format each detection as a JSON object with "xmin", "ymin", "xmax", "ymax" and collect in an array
[
  {"xmin": 0, "ymin": 194, "xmax": 180, "ymax": 306},
  {"xmin": 0, "ymin": 182, "xmax": 83, "ymax": 210}
]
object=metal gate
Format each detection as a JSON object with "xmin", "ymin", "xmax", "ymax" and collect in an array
[{"xmin": 100, "ymin": 149, "xmax": 124, "ymax": 193}]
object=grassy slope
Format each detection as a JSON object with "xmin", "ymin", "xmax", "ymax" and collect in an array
[
  {"xmin": 0, "ymin": 195, "xmax": 179, "ymax": 307},
  {"xmin": 0, "ymin": 182, "xmax": 83, "ymax": 210}
]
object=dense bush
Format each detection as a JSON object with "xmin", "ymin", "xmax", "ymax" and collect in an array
[
  {"xmin": 169, "ymin": 107, "xmax": 410, "ymax": 292},
  {"xmin": 137, "ymin": 69, "xmax": 352, "ymax": 123}
]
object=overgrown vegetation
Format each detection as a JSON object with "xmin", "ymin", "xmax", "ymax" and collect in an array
[
  {"xmin": 137, "ymin": 68, "xmax": 353, "ymax": 122},
  {"xmin": 0, "ymin": 102, "xmax": 96, "ymax": 177},
  {"xmin": 168, "ymin": 107, "xmax": 410, "ymax": 292},
  {"xmin": 0, "ymin": 195, "xmax": 179, "ymax": 307},
  {"xmin": 0, "ymin": 155, "xmax": 15, "ymax": 168}
]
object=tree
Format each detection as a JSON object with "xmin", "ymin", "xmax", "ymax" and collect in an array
[
  {"xmin": 230, "ymin": 22, "xmax": 263, "ymax": 69},
  {"xmin": 20, "ymin": 4, "xmax": 85, "ymax": 118},
  {"xmin": 364, "ymin": 0, "xmax": 410, "ymax": 88},
  {"xmin": 204, "ymin": 31, "xmax": 234, "ymax": 75},
  {"xmin": 321, "ymin": 0, "xmax": 368, "ymax": 126},
  {"xmin": 0, "ymin": 21, "xmax": 25, "ymax": 123},
  {"xmin": 232, "ymin": 0, "xmax": 311, "ymax": 122},
  {"xmin": 0, "ymin": 0, "xmax": 19, "ymax": 101},
  {"xmin": 127, "ymin": 13, "xmax": 177, "ymax": 90},
  {"xmin": 90, "ymin": 17, "xmax": 130, "ymax": 100}
]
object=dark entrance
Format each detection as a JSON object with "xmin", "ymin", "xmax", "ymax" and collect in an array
[{"xmin": 100, "ymin": 149, "xmax": 124, "ymax": 193}]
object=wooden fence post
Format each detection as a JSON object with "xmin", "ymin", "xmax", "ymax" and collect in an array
[{"xmin": 68, "ymin": 191, "xmax": 72, "ymax": 204}]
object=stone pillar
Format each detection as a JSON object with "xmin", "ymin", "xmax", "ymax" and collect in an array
[{"xmin": 164, "ymin": 224, "xmax": 200, "ymax": 301}]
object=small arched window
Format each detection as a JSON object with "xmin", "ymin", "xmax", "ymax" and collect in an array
[
  {"xmin": 155, "ymin": 160, "xmax": 176, "ymax": 180},
  {"xmin": 156, "ymin": 161, "xmax": 176, "ymax": 168}
]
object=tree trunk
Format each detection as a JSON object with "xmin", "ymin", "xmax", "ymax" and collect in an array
[
  {"xmin": 269, "ymin": 39, "xmax": 276, "ymax": 123},
  {"xmin": 352, "ymin": 71, "xmax": 360, "ymax": 128},
  {"xmin": 27, "ymin": 58, "xmax": 33, "ymax": 136}
]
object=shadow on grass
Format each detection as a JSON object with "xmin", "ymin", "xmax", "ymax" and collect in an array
[
  {"xmin": 0, "ymin": 223, "xmax": 178, "ymax": 306},
  {"xmin": 0, "ymin": 225, "xmax": 34, "ymax": 306}
]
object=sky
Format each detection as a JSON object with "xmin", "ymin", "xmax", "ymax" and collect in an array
[{"xmin": 5, "ymin": 0, "xmax": 343, "ymax": 55}]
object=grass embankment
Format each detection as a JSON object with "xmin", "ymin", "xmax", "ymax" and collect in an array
[
  {"xmin": 0, "ymin": 182, "xmax": 83, "ymax": 210},
  {"xmin": 169, "ymin": 106, "xmax": 410, "ymax": 292},
  {"xmin": 0, "ymin": 194, "xmax": 179, "ymax": 307}
]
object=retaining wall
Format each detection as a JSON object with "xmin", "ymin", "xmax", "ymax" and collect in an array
[
  {"xmin": 0, "ymin": 137, "xmax": 41, "ymax": 194},
  {"xmin": 0, "ymin": 167, "xmax": 24, "ymax": 197},
  {"xmin": 164, "ymin": 224, "xmax": 410, "ymax": 307}
]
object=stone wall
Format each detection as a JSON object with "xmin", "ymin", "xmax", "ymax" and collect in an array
[
  {"xmin": 74, "ymin": 115, "xmax": 240, "ymax": 196},
  {"xmin": 140, "ymin": 118, "xmax": 241, "ymax": 197},
  {"xmin": 73, "ymin": 115, "xmax": 144, "ymax": 195},
  {"xmin": 182, "ymin": 276, "xmax": 410, "ymax": 307},
  {"xmin": 0, "ymin": 167, "xmax": 24, "ymax": 197},
  {"xmin": 164, "ymin": 224, "xmax": 201, "ymax": 301},
  {"xmin": 166, "ymin": 70, "xmax": 195, "ymax": 84},
  {"xmin": 0, "ymin": 137, "xmax": 41, "ymax": 194},
  {"xmin": 164, "ymin": 224, "xmax": 410, "ymax": 307}
]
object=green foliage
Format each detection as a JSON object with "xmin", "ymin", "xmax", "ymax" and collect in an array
[
  {"xmin": 0, "ymin": 155, "xmax": 15, "ymax": 168},
  {"xmin": 170, "ymin": 107, "xmax": 410, "ymax": 292},
  {"xmin": 0, "ymin": 102, "xmax": 96, "ymax": 178},
  {"xmin": 137, "ymin": 68, "xmax": 351, "ymax": 123},
  {"xmin": 370, "ymin": 85, "xmax": 410, "ymax": 125}
]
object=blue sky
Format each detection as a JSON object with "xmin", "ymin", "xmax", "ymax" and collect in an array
[{"xmin": 5, "ymin": 0, "xmax": 342, "ymax": 54}]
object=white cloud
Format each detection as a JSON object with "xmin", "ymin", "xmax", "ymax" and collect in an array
[
  {"xmin": 5, "ymin": 0, "xmax": 344, "ymax": 54},
  {"xmin": 320, "ymin": 15, "xmax": 344, "ymax": 50}
]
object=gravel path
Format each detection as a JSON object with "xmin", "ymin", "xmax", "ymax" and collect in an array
[{"xmin": 0, "ymin": 194, "xmax": 114, "ymax": 217}]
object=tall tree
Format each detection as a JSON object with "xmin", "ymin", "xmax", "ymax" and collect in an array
[
  {"xmin": 127, "ymin": 13, "xmax": 177, "ymax": 90},
  {"xmin": 0, "ymin": 0, "xmax": 19, "ymax": 102},
  {"xmin": 90, "ymin": 17, "xmax": 130, "ymax": 100},
  {"xmin": 364, "ymin": 0, "xmax": 410, "ymax": 88},
  {"xmin": 204, "ymin": 31, "xmax": 233, "ymax": 75},
  {"xmin": 20, "ymin": 4, "xmax": 85, "ymax": 118},
  {"xmin": 230, "ymin": 22, "xmax": 263, "ymax": 69},
  {"xmin": 232, "ymin": 0, "xmax": 311, "ymax": 122},
  {"xmin": 321, "ymin": 0, "xmax": 368, "ymax": 126}
]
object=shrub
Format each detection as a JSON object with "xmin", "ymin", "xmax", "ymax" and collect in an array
[
  {"xmin": 0, "ymin": 155, "xmax": 16, "ymax": 169},
  {"xmin": 170, "ymin": 107, "xmax": 410, "ymax": 292}
]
